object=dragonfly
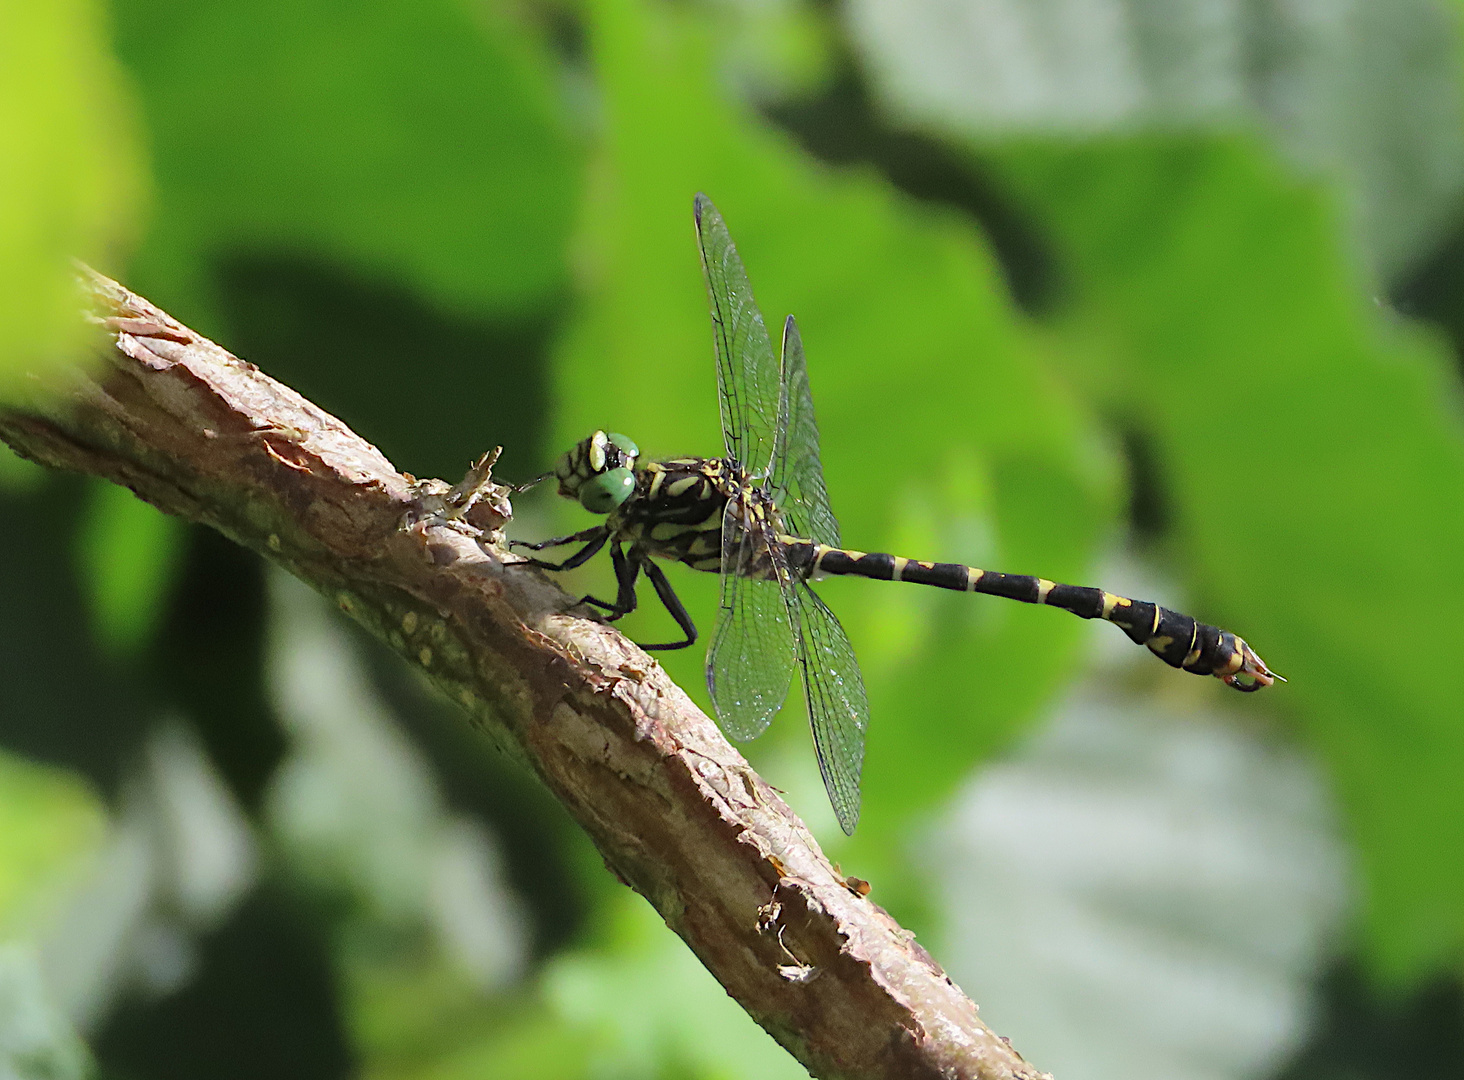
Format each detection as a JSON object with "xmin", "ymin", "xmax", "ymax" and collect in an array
[{"xmin": 516, "ymin": 194, "xmax": 1279, "ymax": 834}]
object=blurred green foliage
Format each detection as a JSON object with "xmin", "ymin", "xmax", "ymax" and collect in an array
[
  {"xmin": 75, "ymin": 479, "xmax": 182, "ymax": 657},
  {"xmin": 115, "ymin": 0, "xmax": 578, "ymax": 329},
  {"xmin": 999, "ymin": 137, "xmax": 1464, "ymax": 980},
  {"xmin": 0, "ymin": 755, "xmax": 105, "ymax": 940},
  {"xmin": 4, "ymin": 0, "xmax": 1464, "ymax": 1076},
  {"xmin": 0, "ymin": 757, "xmax": 104, "ymax": 1080},
  {"xmin": 0, "ymin": 0, "xmax": 145, "ymax": 401}
]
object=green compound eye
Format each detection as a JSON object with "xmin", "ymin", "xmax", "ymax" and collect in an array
[
  {"xmin": 606, "ymin": 432, "xmax": 639, "ymax": 460},
  {"xmin": 578, "ymin": 467, "xmax": 635, "ymax": 513}
]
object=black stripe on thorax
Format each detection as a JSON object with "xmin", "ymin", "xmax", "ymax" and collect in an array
[{"xmin": 623, "ymin": 462, "xmax": 726, "ymax": 527}]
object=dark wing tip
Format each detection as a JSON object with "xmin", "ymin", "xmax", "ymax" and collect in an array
[{"xmin": 694, "ymin": 192, "xmax": 712, "ymax": 225}]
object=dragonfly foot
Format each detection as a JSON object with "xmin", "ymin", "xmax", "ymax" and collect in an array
[{"xmin": 578, "ymin": 594, "xmax": 621, "ymax": 615}]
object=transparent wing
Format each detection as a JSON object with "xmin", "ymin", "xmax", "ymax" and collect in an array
[
  {"xmin": 788, "ymin": 581, "xmax": 868, "ymax": 835},
  {"xmin": 771, "ymin": 315, "xmax": 840, "ymax": 547},
  {"xmin": 706, "ymin": 500, "xmax": 797, "ymax": 741},
  {"xmin": 694, "ymin": 194, "xmax": 781, "ymax": 477}
]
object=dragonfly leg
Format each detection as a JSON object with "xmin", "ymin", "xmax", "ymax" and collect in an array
[
  {"xmin": 515, "ymin": 527, "xmax": 609, "ymax": 571},
  {"xmin": 637, "ymin": 557, "xmax": 698, "ymax": 651},
  {"xmin": 571, "ymin": 544, "xmax": 639, "ymax": 618},
  {"xmin": 512, "ymin": 525, "xmax": 607, "ymax": 554},
  {"xmin": 590, "ymin": 543, "xmax": 641, "ymax": 623},
  {"xmin": 512, "ymin": 471, "xmax": 554, "ymax": 493}
]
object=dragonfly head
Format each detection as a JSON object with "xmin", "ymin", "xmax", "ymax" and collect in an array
[{"xmin": 555, "ymin": 431, "xmax": 640, "ymax": 513}]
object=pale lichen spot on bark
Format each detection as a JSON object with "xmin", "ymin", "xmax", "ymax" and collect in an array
[
  {"xmin": 439, "ymin": 636, "xmax": 468, "ymax": 666},
  {"xmin": 243, "ymin": 498, "xmax": 276, "ymax": 530}
]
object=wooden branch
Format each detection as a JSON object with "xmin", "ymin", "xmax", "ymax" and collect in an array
[{"xmin": 0, "ymin": 269, "xmax": 1052, "ymax": 1080}]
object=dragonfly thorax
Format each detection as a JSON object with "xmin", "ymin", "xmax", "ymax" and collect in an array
[
  {"xmin": 610, "ymin": 458, "xmax": 798, "ymax": 582},
  {"xmin": 602, "ymin": 457, "xmax": 729, "ymax": 574}
]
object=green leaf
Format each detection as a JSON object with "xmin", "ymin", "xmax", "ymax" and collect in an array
[
  {"xmin": 930, "ymin": 697, "xmax": 1347, "ymax": 1080},
  {"xmin": 0, "ymin": 754, "xmax": 103, "ymax": 1079},
  {"xmin": 0, "ymin": 445, "xmax": 45, "ymax": 494},
  {"xmin": 75, "ymin": 478, "xmax": 184, "ymax": 657},
  {"xmin": 549, "ymin": 0, "xmax": 1121, "ymax": 851},
  {"xmin": 113, "ymin": 0, "xmax": 578, "ymax": 324},
  {"xmin": 0, "ymin": 0, "xmax": 147, "ymax": 401},
  {"xmin": 996, "ymin": 133, "xmax": 1464, "ymax": 982},
  {"xmin": 544, "ymin": 893, "xmax": 806, "ymax": 1080},
  {"xmin": 0, "ymin": 754, "xmax": 106, "ymax": 939},
  {"xmin": 0, "ymin": 945, "xmax": 93, "ymax": 1080},
  {"xmin": 847, "ymin": 0, "xmax": 1464, "ymax": 279}
]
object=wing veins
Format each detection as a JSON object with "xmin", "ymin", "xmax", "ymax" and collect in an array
[{"xmin": 695, "ymin": 194, "xmax": 780, "ymax": 477}]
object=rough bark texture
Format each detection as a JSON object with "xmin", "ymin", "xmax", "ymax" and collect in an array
[{"xmin": 0, "ymin": 269, "xmax": 1053, "ymax": 1080}]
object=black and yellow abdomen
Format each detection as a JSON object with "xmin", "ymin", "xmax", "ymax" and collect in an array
[{"xmin": 780, "ymin": 541, "xmax": 1277, "ymax": 691}]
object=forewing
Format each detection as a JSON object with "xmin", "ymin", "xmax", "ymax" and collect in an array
[
  {"xmin": 694, "ymin": 194, "xmax": 781, "ymax": 476},
  {"xmin": 771, "ymin": 315, "xmax": 840, "ymax": 546},
  {"xmin": 706, "ymin": 500, "xmax": 797, "ymax": 741},
  {"xmin": 788, "ymin": 581, "xmax": 869, "ymax": 835}
]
